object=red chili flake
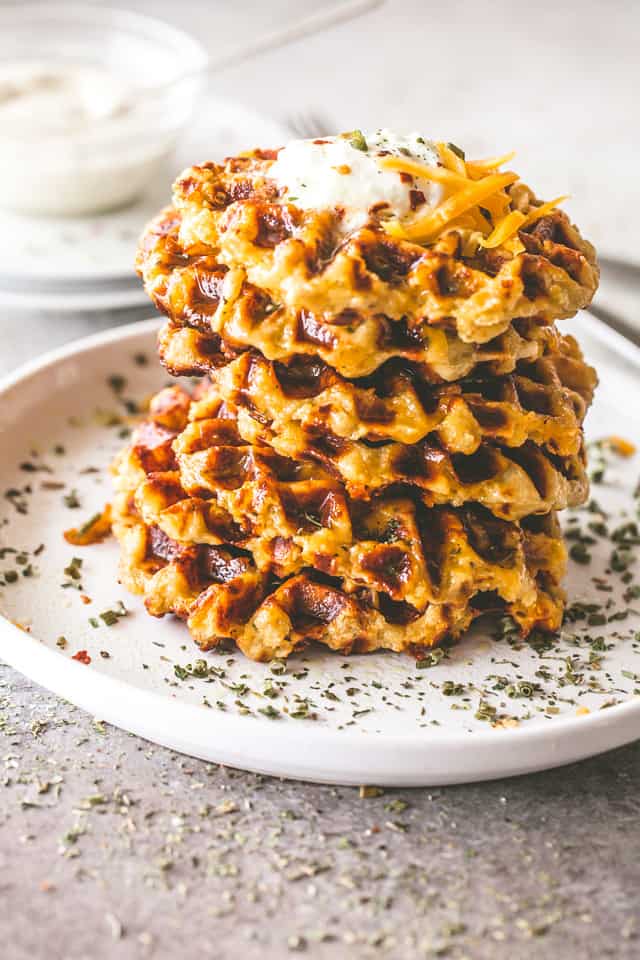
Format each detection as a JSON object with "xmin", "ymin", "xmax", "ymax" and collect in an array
[{"xmin": 72, "ymin": 650, "xmax": 91, "ymax": 665}]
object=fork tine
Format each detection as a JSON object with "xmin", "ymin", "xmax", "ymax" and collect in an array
[{"xmin": 287, "ymin": 112, "xmax": 333, "ymax": 139}]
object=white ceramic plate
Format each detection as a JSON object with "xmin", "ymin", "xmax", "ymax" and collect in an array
[
  {"xmin": 0, "ymin": 283, "xmax": 149, "ymax": 314},
  {"xmin": 0, "ymin": 315, "xmax": 639, "ymax": 786}
]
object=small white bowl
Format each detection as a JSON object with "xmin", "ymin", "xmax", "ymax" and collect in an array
[{"xmin": 0, "ymin": 4, "xmax": 208, "ymax": 217}]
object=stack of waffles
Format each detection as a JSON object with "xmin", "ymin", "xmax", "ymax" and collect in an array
[{"xmin": 112, "ymin": 146, "xmax": 599, "ymax": 661}]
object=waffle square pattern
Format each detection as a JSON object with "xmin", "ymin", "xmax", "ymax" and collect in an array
[{"xmin": 120, "ymin": 133, "xmax": 599, "ymax": 660}]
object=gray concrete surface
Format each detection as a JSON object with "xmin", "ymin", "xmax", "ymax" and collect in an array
[{"xmin": 2, "ymin": 663, "xmax": 640, "ymax": 960}]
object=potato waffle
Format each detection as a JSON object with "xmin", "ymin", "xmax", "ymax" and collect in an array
[
  {"xmin": 112, "ymin": 490, "xmax": 566, "ymax": 660},
  {"xmin": 116, "ymin": 137, "xmax": 600, "ymax": 660},
  {"xmin": 140, "ymin": 201, "xmax": 596, "ymax": 378},
  {"xmin": 189, "ymin": 333, "xmax": 596, "ymax": 456},
  {"xmin": 138, "ymin": 155, "xmax": 597, "ymax": 346},
  {"xmin": 157, "ymin": 312, "xmax": 561, "ymax": 384},
  {"xmin": 120, "ymin": 385, "xmax": 588, "ymax": 523},
  {"xmin": 174, "ymin": 408, "xmax": 588, "ymax": 521},
  {"xmin": 113, "ymin": 431, "xmax": 566, "ymax": 615}
]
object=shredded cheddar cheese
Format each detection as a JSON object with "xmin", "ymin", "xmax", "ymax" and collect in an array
[
  {"xmin": 387, "ymin": 171, "xmax": 518, "ymax": 243},
  {"xmin": 605, "ymin": 436, "xmax": 637, "ymax": 457},
  {"xmin": 64, "ymin": 503, "xmax": 112, "ymax": 546},
  {"xmin": 479, "ymin": 210, "xmax": 528, "ymax": 249},
  {"xmin": 522, "ymin": 196, "xmax": 569, "ymax": 228},
  {"xmin": 378, "ymin": 146, "xmax": 567, "ymax": 249},
  {"xmin": 466, "ymin": 151, "xmax": 516, "ymax": 179},
  {"xmin": 437, "ymin": 141, "xmax": 467, "ymax": 177},
  {"xmin": 378, "ymin": 155, "xmax": 468, "ymax": 187}
]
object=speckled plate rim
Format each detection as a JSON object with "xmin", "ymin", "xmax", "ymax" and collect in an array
[{"xmin": 0, "ymin": 314, "xmax": 639, "ymax": 787}]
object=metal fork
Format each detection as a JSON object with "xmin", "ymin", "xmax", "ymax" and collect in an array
[
  {"xmin": 590, "ymin": 258, "xmax": 640, "ymax": 347},
  {"xmin": 286, "ymin": 112, "xmax": 334, "ymax": 140},
  {"xmin": 589, "ymin": 303, "xmax": 640, "ymax": 348}
]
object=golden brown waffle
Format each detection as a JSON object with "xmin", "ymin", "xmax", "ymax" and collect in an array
[
  {"xmin": 113, "ymin": 436, "xmax": 567, "ymax": 615},
  {"xmin": 175, "ymin": 408, "xmax": 588, "ymax": 521},
  {"xmin": 189, "ymin": 333, "xmax": 596, "ymax": 457},
  {"xmin": 139, "ymin": 155, "xmax": 597, "ymax": 346},
  {"xmin": 139, "ymin": 197, "xmax": 597, "ymax": 377},
  {"xmin": 117, "ymin": 383, "xmax": 589, "ymax": 528},
  {"xmin": 112, "ymin": 384, "xmax": 568, "ymax": 637},
  {"xmin": 112, "ymin": 490, "xmax": 566, "ymax": 660},
  {"xmin": 124, "ymin": 142, "xmax": 600, "ymax": 661},
  {"xmin": 157, "ymin": 311, "xmax": 562, "ymax": 384}
]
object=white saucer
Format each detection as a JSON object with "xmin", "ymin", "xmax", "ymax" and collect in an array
[
  {"xmin": 0, "ymin": 282, "xmax": 149, "ymax": 313},
  {"xmin": 0, "ymin": 314, "xmax": 639, "ymax": 785}
]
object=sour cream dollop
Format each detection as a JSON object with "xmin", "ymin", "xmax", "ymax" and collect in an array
[{"xmin": 269, "ymin": 130, "xmax": 444, "ymax": 231}]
